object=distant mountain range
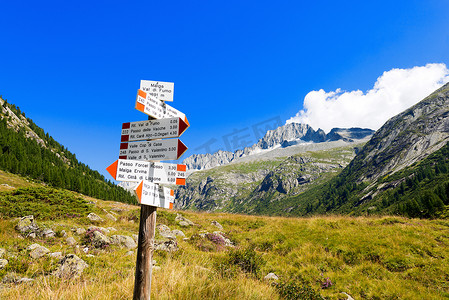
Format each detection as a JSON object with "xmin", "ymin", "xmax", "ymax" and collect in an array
[
  {"xmin": 183, "ymin": 124, "xmax": 374, "ymax": 171},
  {"xmin": 176, "ymin": 83, "xmax": 449, "ymax": 218}
]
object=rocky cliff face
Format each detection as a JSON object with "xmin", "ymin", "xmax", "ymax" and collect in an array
[
  {"xmin": 183, "ymin": 123, "xmax": 374, "ymax": 171},
  {"xmin": 348, "ymin": 82, "xmax": 449, "ymax": 183},
  {"xmin": 175, "ymin": 143, "xmax": 362, "ymax": 213}
]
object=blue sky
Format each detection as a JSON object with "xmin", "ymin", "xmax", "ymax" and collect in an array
[{"xmin": 1, "ymin": 0, "xmax": 449, "ymax": 180}]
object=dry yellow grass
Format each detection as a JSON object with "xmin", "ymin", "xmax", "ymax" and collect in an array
[{"xmin": 1, "ymin": 190, "xmax": 449, "ymax": 299}]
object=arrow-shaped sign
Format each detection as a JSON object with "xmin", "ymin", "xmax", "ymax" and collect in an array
[
  {"xmin": 106, "ymin": 159, "xmax": 187, "ymax": 185},
  {"xmin": 135, "ymin": 90, "xmax": 189, "ymax": 125},
  {"xmin": 140, "ymin": 80, "xmax": 174, "ymax": 102},
  {"xmin": 135, "ymin": 181, "xmax": 174, "ymax": 209},
  {"xmin": 121, "ymin": 117, "xmax": 189, "ymax": 142},
  {"xmin": 119, "ymin": 139, "xmax": 188, "ymax": 161}
]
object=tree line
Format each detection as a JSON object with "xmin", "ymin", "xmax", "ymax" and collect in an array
[{"xmin": 0, "ymin": 98, "xmax": 136, "ymax": 204}]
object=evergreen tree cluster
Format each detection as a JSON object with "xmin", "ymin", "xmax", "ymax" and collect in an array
[{"xmin": 0, "ymin": 98, "xmax": 136, "ymax": 204}]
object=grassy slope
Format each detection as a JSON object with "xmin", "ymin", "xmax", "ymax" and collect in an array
[{"xmin": 1, "ymin": 173, "xmax": 448, "ymax": 299}]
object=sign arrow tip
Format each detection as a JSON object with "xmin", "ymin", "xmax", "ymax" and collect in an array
[
  {"xmin": 177, "ymin": 140, "xmax": 188, "ymax": 159},
  {"xmin": 106, "ymin": 160, "xmax": 119, "ymax": 179},
  {"xmin": 178, "ymin": 117, "xmax": 189, "ymax": 136},
  {"xmin": 135, "ymin": 181, "xmax": 143, "ymax": 203}
]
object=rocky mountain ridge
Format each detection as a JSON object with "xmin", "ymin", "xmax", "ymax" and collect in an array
[
  {"xmin": 352, "ymin": 82, "xmax": 449, "ymax": 183},
  {"xmin": 183, "ymin": 123, "xmax": 373, "ymax": 171},
  {"xmin": 175, "ymin": 142, "xmax": 363, "ymax": 212}
]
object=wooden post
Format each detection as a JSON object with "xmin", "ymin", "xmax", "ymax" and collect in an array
[{"xmin": 133, "ymin": 205, "xmax": 157, "ymax": 300}]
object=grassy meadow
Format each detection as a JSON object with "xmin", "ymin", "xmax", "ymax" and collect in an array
[{"xmin": 0, "ymin": 172, "xmax": 448, "ymax": 299}]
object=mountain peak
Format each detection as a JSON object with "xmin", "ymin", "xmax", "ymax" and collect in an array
[{"xmin": 183, "ymin": 123, "xmax": 374, "ymax": 171}]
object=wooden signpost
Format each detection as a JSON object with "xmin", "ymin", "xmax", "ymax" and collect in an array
[{"xmin": 107, "ymin": 80, "xmax": 188, "ymax": 299}]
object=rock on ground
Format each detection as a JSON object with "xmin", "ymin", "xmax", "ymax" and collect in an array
[
  {"xmin": 110, "ymin": 235, "xmax": 137, "ymax": 249},
  {"xmin": 211, "ymin": 220, "xmax": 223, "ymax": 230},
  {"xmin": 157, "ymin": 224, "xmax": 175, "ymax": 239},
  {"xmin": 15, "ymin": 215, "xmax": 39, "ymax": 237},
  {"xmin": 28, "ymin": 244, "xmax": 50, "ymax": 259},
  {"xmin": 66, "ymin": 237, "xmax": 77, "ymax": 246},
  {"xmin": 0, "ymin": 259, "xmax": 8, "ymax": 269},
  {"xmin": 105, "ymin": 213, "xmax": 117, "ymax": 222},
  {"xmin": 154, "ymin": 239, "xmax": 178, "ymax": 252},
  {"xmin": 52, "ymin": 254, "xmax": 88, "ymax": 279},
  {"xmin": 175, "ymin": 214, "xmax": 194, "ymax": 226},
  {"xmin": 264, "ymin": 273, "xmax": 279, "ymax": 280},
  {"xmin": 87, "ymin": 213, "xmax": 104, "ymax": 222},
  {"xmin": 171, "ymin": 229, "xmax": 186, "ymax": 238},
  {"xmin": 91, "ymin": 230, "xmax": 111, "ymax": 248},
  {"xmin": 0, "ymin": 248, "xmax": 5, "ymax": 258}
]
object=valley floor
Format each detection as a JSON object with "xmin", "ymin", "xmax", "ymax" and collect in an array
[{"xmin": 1, "ymin": 187, "xmax": 448, "ymax": 299}]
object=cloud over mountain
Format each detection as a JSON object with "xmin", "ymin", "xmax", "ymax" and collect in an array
[{"xmin": 287, "ymin": 63, "xmax": 449, "ymax": 132}]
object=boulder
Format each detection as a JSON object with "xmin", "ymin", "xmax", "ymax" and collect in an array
[
  {"xmin": 66, "ymin": 237, "xmax": 77, "ymax": 246},
  {"xmin": 175, "ymin": 214, "xmax": 194, "ymax": 227},
  {"xmin": 15, "ymin": 215, "xmax": 39, "ymax": 237},
  {"xmin": 110, "ymin": 235, "xmax": 137, "ymax": 249},
  {"xmin": 39, "ymin": 228, "xmax": 56, "ymax": 238},
  {"xmin": 172, "ymin": 229, "xmax": 186, "ymax": 238},
  {"xmin": 211, "ymin": 220, "xmax": 223, "ymax": 230},
  {"xmin": 105, "ymin": 213, "xmax": 117, "ymax": 222},
  {"xmin": 48, "ymin": 252, "xmax": 63, "ymax": 259},
  {"xmin": 52, "ymin": 254, "xmax": 88, "ymax": 279},
  {"xmin": 87, "ymin": 213, "xmax": 104, "ymax": 222},
  {"xmin": 264, "ymin": 273, "xmax": 279, "ymax": 281},
  {"xmin": 16, "ymin": 278, "xmax": 34, "ymax": 284},
  {"xmin": 157, "ymin": 224, "xmax": 175, "ymax": 239},
  {"xmin": 91, "ymin": 231, "xmax": 110, "ymax": 248},
  {"xmin": 154, "ymin": 239, "xmax": 178, "ymax": 252},
  {"xmin": 75, "ymin": 227, "xmax": 86, "ymax": 235},
  {"xmin": 0, "ymin": 259, "xmax": 8, "ymax": 269},
  {"xmin": 28, "ymin": 244, "xmax": 50, "ymax": 259}
]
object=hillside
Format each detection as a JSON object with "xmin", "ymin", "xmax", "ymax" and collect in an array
[
  {"xmin": 176, "ymin": 142, "xmax": 367, "ymax": 214},
  {"xmin": 269, "ymin": 82, "xmax": 449, "ymax": 218},
  {"xmin": 0, "ymin": 96, "xmax": 135, "ymax": 204},
  {"xmin": 0, "ymin": 179, "xmax": 448, "ymax": 299}
]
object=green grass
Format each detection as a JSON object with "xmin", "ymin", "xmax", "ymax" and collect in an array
[{"xmin": 1, "ymin": 175, "xmax": 448, "ymax": 299}]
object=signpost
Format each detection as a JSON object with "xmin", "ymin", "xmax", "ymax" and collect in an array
[
  {"xmin": 121, "ymin": 117, "xmax": 189, "ymax": 142},
  {"xmin": 118, "ymin": 139, "xmax": 188, "ymax": 161},
  {"xmin": 106, "ymin": 159, "xmax": 187, "ymax": 185},
  {"xmin": 107, "ymin": 79, "xmax": 188, "ymax": 299}
]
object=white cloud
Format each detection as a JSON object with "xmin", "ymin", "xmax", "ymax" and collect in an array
[{"xmin": 287, "ymin": 63, "xmax": 449, "ymax": 132}]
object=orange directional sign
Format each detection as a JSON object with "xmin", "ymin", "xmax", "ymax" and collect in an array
[
  {"xmin": 135, "ymin": 89, "xmax": 189, "ymax": 126},
  {"xmin": 119, "ymin": 139, "xmax": 188, "ymax": 161},
  {"xmin": 106, "ymin": 159, "xmax": 187, "ymax": 185},
  {"xmin": 135, "ymin": 181, "xmax": 174, "ymax": 209},
  {"xmin": 121, "ymin": 117, "xmax": 189, "ymax": 142}
]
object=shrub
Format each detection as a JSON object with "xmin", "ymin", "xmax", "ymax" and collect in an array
[
  {"xmin": 189, "ymin": 233, "xmax": 226, "ymax": 252},
  {"xmin": 274, "ymin": 278, "xmax": 324, "ymax": 300},
  {"xmin": 215, "ymin": 246, "xmax": 265, "ymax": 277}
]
